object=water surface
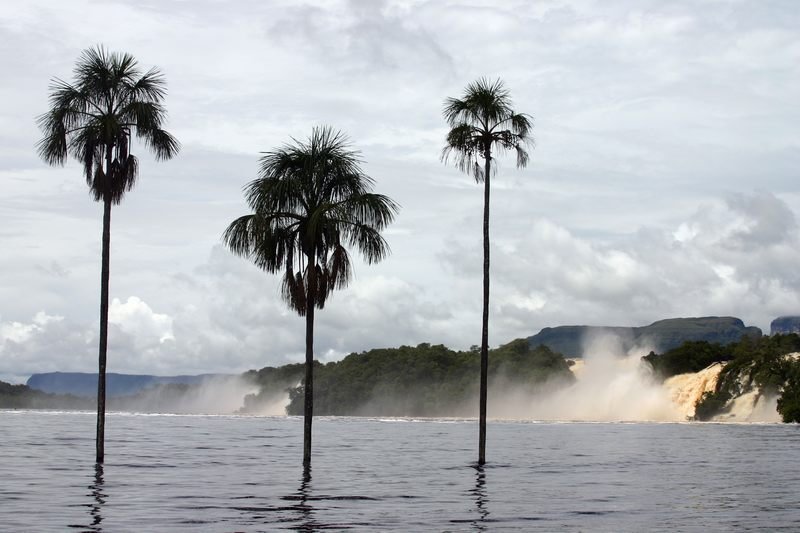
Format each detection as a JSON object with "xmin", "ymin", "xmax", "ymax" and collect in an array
[{"xmin": 1, "ymin": 411, "xmax": 799, "ymax": 531}]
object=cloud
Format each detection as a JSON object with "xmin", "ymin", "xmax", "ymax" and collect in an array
[
  {"xmin": 0, "ymin": 246, "xmax": 462, "ymax": 377},
  {"xmin": 161, "ymin": 246, "xmax": 463, "ymax": 370},
  {"xmin": 442, "ymin": 190, "xmax": 800, "ymax": 340},
  {"xmin": 2, "ymin": 190, "xmax": 798, "ymax": 379},
  {"xmin": 0, "ymin": 311, "xmax": 94, "ymax": 377},
  {"xmin": 109, "ymin": 296, "xmax": 174, "ymax": 343},
  {"xmin": 690, "ymin": 190, "xmax": 798, "ymax": 249}
]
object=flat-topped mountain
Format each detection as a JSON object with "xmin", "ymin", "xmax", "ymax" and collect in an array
[
  {"xmin": 771, "ymin": 316, "xmax": 800, "ymax": 335},
  {"xmin": 527, "ymin": 317, "xmax": 762, "ymax": 357}
]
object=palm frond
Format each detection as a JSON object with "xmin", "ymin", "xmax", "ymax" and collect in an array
[
  {"xmin": 222, "ymin": 214, "xmax": 261, "ymax": 259},
  {"xmin": 514, "ymin": 144, "xmax": 529, "ymax": 169},
  {"xmin": 335, "ymin": 193, "xmax": 398, "ymax": 230},
  {"xmin": 127, "ymin": 67, "xmax": 168, "ymax": 102},
  {"xmin": 509, "ymin": 112, "xmax": 533, "ymax": 137},
  {"xmin": 69, "ymin": 124, "xmax": 103, "ymax": 183},
  {"xmin": 35, "ymin": 111, "xmax": 69, "ymax": 165},
  {"xmin": 341, "ymin": 222, "xmax": 391, "ymax": 264},
  {"xmin": 442, "ymin": 123, "xmax": 485, "ymax": 181},
  {"xmin": 281, "ymin": 267, "xmax": 307, "ymax": 315},
  {"xmin": 144, "ymin": 127, "xmax": 180, "ymax": 161},
  {"xmin": 326, "ymin": 244, "xmax": 352, "ymax": 290}
]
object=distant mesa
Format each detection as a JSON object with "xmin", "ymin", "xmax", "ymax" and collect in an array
[
  {"xmin": 771, "ymin": 316, "xmax": 800, "ymax": 336},
  {"xmin": 527, "ymin": 316, "xmax": 763, "ymax": 357},
  {"xmin": 26, "ymin": 372, "xmax": 229, "ymax": 398}
]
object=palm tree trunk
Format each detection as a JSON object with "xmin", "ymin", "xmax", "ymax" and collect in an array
[
  {"xmin": 303, "ymin": 258, "xmax": 316, "ymax": 468},
  {"xmin": 96, "ymin": 145, "xmax": 114, "ymax": 464},
  {"xmin": 96, "ymin": 196, "xmax": 111, "ymax": 464},
  {"xmin": 478, "ymin": 151, "xmax": 491, "ymax": 466}
]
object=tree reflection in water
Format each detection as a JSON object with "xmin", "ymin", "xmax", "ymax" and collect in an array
[
  {"xmin": 284, "ymin": 466, "xmax": 317, "ymax": 531},
  {"xmin": 471, "ymin": 464, "xmax": 489, "ymax": 530},
  {"xmin": 87, "ymin": 463, "xmax": 106, "ymax": 531}
]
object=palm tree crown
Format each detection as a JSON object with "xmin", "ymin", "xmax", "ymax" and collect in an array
[
  {"xmin": 37, "ymin": 46, "xmax": 179, "ymax": 203},
  {"xmin": 442, "ymin": 77, "xmax": 532, "ymax": 181},
  {"xmin": 223, "ymin": 126, "xmax": 398, "ymax": 314}
]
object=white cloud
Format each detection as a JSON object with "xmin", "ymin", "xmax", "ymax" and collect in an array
[
  {"xmin": 0, "ymin": 311, "xmax": 62, "ymax": 344},
  {"xmin": 0, "ymin": 311, "xmax": 94, "ymax": 377},
  {"xmin": 109, "ymin": 296, "xmax": 174, "ymax": 343},
  {"xmin": 471, "ymin": 191, "xmax": 800, "ymax": 339}
]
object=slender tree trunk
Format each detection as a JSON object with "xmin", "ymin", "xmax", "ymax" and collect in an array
[
  {"xmin": 96, "ymin": 145, "xmax": 114, "ymax": 464},
  {"xmin": 478, "ymin": 151, "xmax": 491, "ymax": 466},
  {"xmin": 303, "ymin": 257, "xmax": 316, "ymax": 468},
  {"xmin": 96, "ymin": 196, "xmax": 111, "ymax": 464}
]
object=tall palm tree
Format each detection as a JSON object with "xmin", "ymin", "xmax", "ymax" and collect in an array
[
  {"xmin": 442, "ymin": 78, "xmax": 532, "ymax": 465},
  {"xmin": 223, "ymin": 126, "xmax": 397, "ymax": 467},
  {"xmin": 37, "ymin": 46, "xmax": 179, "ymax": 463}
]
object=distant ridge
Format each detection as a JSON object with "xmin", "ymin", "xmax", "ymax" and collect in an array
[
  {"xmin": 527, "ymin": 317, "xmax": 762, "ymax": 357},
  {"xmin": 26, "ymin": 372, "xmax": 230, "ymax": 398}
]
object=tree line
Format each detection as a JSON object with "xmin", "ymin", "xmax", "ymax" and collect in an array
[{"xmin": 241, "ymin": 339, "xmax": 574, "ymax": 417}]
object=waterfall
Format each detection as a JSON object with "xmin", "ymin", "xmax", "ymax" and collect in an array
[
  {"xmin": 663, "ymin": 363, "xmax": 723, "ymax": 419},
  {"xmin": 500, "ymin": 334, "xmax": 684, "ymax": 421},
  {"xmin": 716, "ymin": 391, "xmax": 781, "ymax": 422},
  {"xmin": 522, "ymin": 336, "xmax": 786, "ymax": 422}
]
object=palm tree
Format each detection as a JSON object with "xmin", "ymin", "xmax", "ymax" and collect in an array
[
  {"xmin": 37, "ymin": 46, "xmax": 179, "ymax": 463},
  {"xmin": 223, "ymin": 126, "xmax": 397, "ymax": 467},
  {"xmin": 442, "ymin": 78, "xmax": 532, "ymax": 465}
]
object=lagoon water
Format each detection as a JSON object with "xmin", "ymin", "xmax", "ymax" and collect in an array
[{"xmin": 2, "ymin": 411, "xmax": 799, "ymax": 531}]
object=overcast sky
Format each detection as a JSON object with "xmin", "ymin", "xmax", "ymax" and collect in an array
[{"xmin": 1, "ymin": 0, "xmax": 799, "ymax": 381}]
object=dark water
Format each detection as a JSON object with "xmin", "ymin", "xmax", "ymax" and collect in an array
[{"xmin": 2, "ymin": 411, "xmax": 799, "ymax": 531}]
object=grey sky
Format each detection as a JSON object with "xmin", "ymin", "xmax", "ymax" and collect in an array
[{"xmin": 1, "ymin": 0, "xmax": 799, "ymax": 380}]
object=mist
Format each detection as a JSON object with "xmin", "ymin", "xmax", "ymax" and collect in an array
[
  {"xmin": 487, "ymin": 332, "xmax": 782, "ymax": 423},
  {"xmin": 239, "ymin": 380, "xmax": 299, "ymax": 417},
  {"xmin": 489, "ymin": 333, "xmax": 683, "ymax": 422},
  {"xmin": 102, "ymin": 332, "xmax": 785, "ymax": 421},
  {"xmin": 110, "ymin": 375, "xmax": 266, "ymax": 415}
]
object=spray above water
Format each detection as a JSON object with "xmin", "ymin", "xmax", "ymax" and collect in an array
[
  {"xmin": 110, "ymin": 375, "xmax": 264, "ymax": 415},
  {"xmin": 491, "ymin": 332, "xmax": 779, "ymax": 423},
  {"xmin": 239, "ymin": 380, "xmax": 300, "ymax": 416},
  {"xmin": 491, "ymin": 333, "xmax": 682, "ymax": 421}
]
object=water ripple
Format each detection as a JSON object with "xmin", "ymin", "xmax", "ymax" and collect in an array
[{"xmin": 2, "ymin": 412, "xmax": 799, "ymax": 531}]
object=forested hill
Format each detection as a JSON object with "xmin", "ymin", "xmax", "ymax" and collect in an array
[
  {"xmin": 266, "ymin": 339, "xmax": 575, "ymax": 417},
  {"xmin": 0, "ymin": 381, "xmax": 91, "ymax": 409},
  {"xmin": 528, "ymin": 316, "xmax": 762, "ymax": 357}
]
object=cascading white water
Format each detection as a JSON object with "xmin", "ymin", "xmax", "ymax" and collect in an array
[
  {"xmin": 714, "ymin": 390, "xmax": 781, "ymax": 422},
  {"xmin": 663, "ymin": 363, "xmax": 723, "ymax": 419},
  {"xmin": 493, "ymin": 333, "xmax": 682, "ymax": 421},
  {"xmin": 494, "ymin": 334, "xmax": 783, "ymax": 422}
]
